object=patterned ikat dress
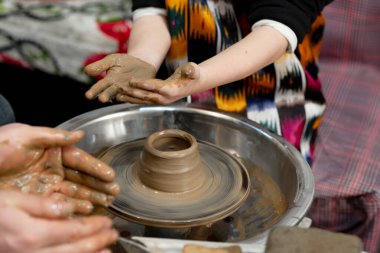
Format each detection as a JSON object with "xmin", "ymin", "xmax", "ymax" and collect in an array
[{"xmin": 163, "ymin": 0, "xmax": 326, "ymax": 165}]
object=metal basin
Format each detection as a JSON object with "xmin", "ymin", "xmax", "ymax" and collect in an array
[{"xmin": 57, "ymin": 103, "xmax": 314, "ymax": 245}]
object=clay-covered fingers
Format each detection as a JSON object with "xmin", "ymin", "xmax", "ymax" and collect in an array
[
  {"xmin": 0, "ymin": 190, "xmax": 75, "ymax": 218},
  {"xmin": 84, "ymin": 77, "xmax": 119, "ymax": 102},
  {"xmin": 0, "ymin": 191, "xmax": 116, "ymax": 253},
  {"xmin": 33, "ymin": 215, "xmax": 118, "ymax": 253},
  {"xmin": 128, "ymin": 78, "xmax": 163, "ymax": 92},
  {"xmin": 0, "ymin": 123, "xmax": 84, "ymax": 150},
  {"xmin": 62, "ymin": 145, "xmax": 116, "ymax": 183},
  {"xmin": 84, "ymin": 53, "xmax": 157, "ymax": 103},
  {"xmin": 84, "ymin": 54, "xmax": 121, "ymax": 77},
  {"xmin": 25, "ymin": 127, "xmax": 84, "ymax": 149},
  {"xmin": 65, "ymin": 168, "xmax": 120, "ymax": 196},
  {"xmin": 120, "ymin": 84, "xmax": 161, "ymax": 102},
  {"xmin": 40, "ymin": 228, "xmax": 118, "ymax": 253},
  {"xmin": 58, "ymin": 180, "xmax": 115, "ymax": 209},
  {"xmin": 0, "ymin": 123, "xmax": 85, "ymax": 178},
  {"xmin": 84, "ymin": 54, "xmax": 123, "ymax": 102},
  {"xmin": 40, "ymin": 215, "xmax": 114, "ymax": 244},
  {"xmin": 41, "ymin": 228, "xmax": 118, "ymax": 253},
  {"xmin": 51, "ymin": 192, "xmax": 94, "ymax": 214},
  {"xmin": 118, "ymin": 79, "xmax": 169, "ymax": 104},
  {"xmin": 116, "ymin": 93, "xmax": 156, "ymax": 104},
  {"xmin": 123, "ymin": 77, "xmax": 189, "ymax": 105}
]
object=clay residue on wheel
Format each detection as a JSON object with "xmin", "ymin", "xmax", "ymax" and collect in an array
[
  {"xmin": 99, "ymin": 129, "xmax": 250, "ymax": 228},
  {"xmin": 99, "ymin": 129, "xmax": 287, "ymax": 241}
]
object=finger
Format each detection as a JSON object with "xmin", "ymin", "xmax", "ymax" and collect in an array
[
  {"xmin": 129, "ymin": 78, "xmax": 162, "ymax": 92},
  {"xmin": 84, "ymin": 54, "xmax": 119, "ymax": 76},
  {"xmin": 85, "ymin": 78, "xmax": 113, "ymax": 101},
  {"xmin": 41, "ymin": 228, "xmax": 118, "ymax": 253},
  {"xmin": 58, "ymin": 181, "xmax": 115, "ymax": 207},
  {"xmin": 116, "ymin": 94, "xmax": 155, "ymax": 105},
  {"xmin": 42, "ymin": 146, "xmax": 65, "ymax": 178},
  {"xmin": 65, "ymin": 169, "xmax": 120, "ymax": 196},
  {"xmin": 33, "ymin": 215, "xmax": 115, "ymax": 248},
  {"xmin": 0, "ymin": 190, "xmax": 75, "ymax": 218},
  {"xmin": 122, "ymin": 87, "xmax": 164, "ymax": 104},
  {"xmin": 51, "ymin": 192, "xmax": 94, "ymax": 214},
  {"xmin": 24, "ymin": 126, "xmax": 84, "ymax": 149},
  {"xmin": 125, "ymin": 88, "xmax": 168, "ymax": 105},
  {"xmin": 62, "ymin": 145, "xmax": 116, "ymax": 182},
  {"xmin": 97, "ymin": 85, "xmax": 121, "ymax": 103}
]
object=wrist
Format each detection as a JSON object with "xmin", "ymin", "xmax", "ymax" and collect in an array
[
  {"xmin": 196, "ymin": 62, "xmax": 215, "ymax": 93},
  {"xmin": 127, "ymin": 51, "xmax": 161, "ymax": 73}
]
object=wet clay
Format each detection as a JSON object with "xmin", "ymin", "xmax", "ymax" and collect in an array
[
  {"xmin": 207, "ymin": 159, "xmax": 288, "ymax": 241},
  {"xmin": 173, "ymin": 160, "xmax": 288, "ymax": 242},
  {"xmin": 138, "ymin": 129, "xmax": 206, "ymax": 192},
  {"xmin": 98, "ymin": 129, "xmax": 288, "ymax": 242},
  {"xmin": 108, "ymin": 155, "xmax": 288, "ymax": 242},
  {"xmin": 0, "ymin": 147, "xmax": 119, "ymax": 210},
  {"xmin": 0, "ymin": 169, "xmax": 62, "ymax": 194},
  {"xmin": 98, "ymin": 129, "xmax": 251, "ymax": 228}
]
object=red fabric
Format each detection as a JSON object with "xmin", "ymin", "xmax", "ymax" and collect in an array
[{"xmin": 308, "ymin": 1, "xmax": 380, "ymax": 252}]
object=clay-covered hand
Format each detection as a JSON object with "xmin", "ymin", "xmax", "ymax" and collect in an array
[
  {"xmin": 0, "ymin": 123, "xmax": 120, "ymax": 214},
  {"xmin": 84, "ymin": 53, "xmax": 156, "ymax": 103},
  {"xmin": 0, "ymin": 190, "xmax": 118, "ymax": 253},
  {"xmin": 116, "ymin": 62, "xmax": 200, "ymax": 105}
]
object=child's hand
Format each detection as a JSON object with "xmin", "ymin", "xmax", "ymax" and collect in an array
[
  {"xmin": 84, "ymin": 53, "xmax": 156, "ymax": 103},
  {"xmin": 116, "ymin": 62, "xmax": 200, "ymax": 105}
]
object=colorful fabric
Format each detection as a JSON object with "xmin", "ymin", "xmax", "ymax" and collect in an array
[
  {"xmin": 308, "ymin": 1, "xmax": 380, "ymax": 252},
  {"xmin": 0, "ymin": 0, "xmax": 132, "ymax": 83},
  {"xmin": 164, "ymin": 0, "xmax": 326, "ymax": 165}
]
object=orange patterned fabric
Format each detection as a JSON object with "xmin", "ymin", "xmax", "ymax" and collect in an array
[{"xmin": 165, "ymin": 0, "xmax": 326, "ymax": 165}]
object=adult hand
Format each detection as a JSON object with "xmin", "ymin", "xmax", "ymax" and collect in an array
[
  {"xmin": 0, "ymin": 123, "xmax": 120, "ymax": 214},
  {"xmin": 0, "ymin": 190, "xmax": 118, "ymax": 253},
  {"xmin": 84, "ymin": 53, "xmax": 156, "ymax": 103},
  {"xmin": 115, "ymin": 62, "xmax": 200, "ymax": 105}
]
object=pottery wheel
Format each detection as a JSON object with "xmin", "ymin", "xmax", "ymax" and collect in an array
[{"xmin": 98, "ymin": 131, "xmax": 250, "ymax": 228}]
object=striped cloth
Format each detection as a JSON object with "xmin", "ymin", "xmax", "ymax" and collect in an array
[{"xmin": 307, "ymin": 1, "xmax": 380, "ymax": 252}]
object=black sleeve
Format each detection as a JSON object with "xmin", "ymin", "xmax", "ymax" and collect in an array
[
  {"xmin": 132, "ymin": 0, "xmax": 166, "ymax": 11},
  {"xmin": 248, "ymin": 0, "xmax": 334, "ymax": 42}
]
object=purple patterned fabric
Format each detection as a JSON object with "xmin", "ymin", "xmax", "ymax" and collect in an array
[{"xmin": 308, "ymin": 1, "xmax": 380, "ymax": 252}]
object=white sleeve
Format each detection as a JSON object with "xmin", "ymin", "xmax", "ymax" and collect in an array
[
  {"xmin": 132, "ymin": 7, "xmax": 167, "ymax": 21},
  {"xmin": 251, "ymin": 19, "xmax": 298, "ymax": 53}
]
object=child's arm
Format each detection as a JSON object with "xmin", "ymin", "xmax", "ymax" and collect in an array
[
  {"xmin": 127, "ymin": 14, "xmax": 171, "ymax": 72},
  {"xmin": 84, "ymin": 13, "xmax": 171, "ymax": 102},
  {"xmin": 117, "ymin": 25, "xmax": 288, "ymax": 105}
]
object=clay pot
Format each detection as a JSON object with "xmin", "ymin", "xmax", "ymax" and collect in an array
[{"xmin": 138, "ymin": 129, "xmax": 206, "ymax": 193}]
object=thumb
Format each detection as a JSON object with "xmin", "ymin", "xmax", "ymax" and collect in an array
[
  {"xmin": 0, "ymin": 190, "xmax": 75, "ymax": 218},
  {"xmin": 180, "ymin": 62, "xmax": 199, "ymax": 80}
]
